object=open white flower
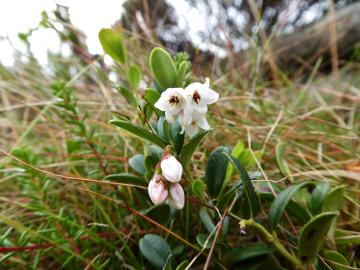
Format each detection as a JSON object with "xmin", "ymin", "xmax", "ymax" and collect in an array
[
  {"xmin": 181, "ymin": 110, "xmax": 210, "ymax": 138},
  {"xmin": 161, "ymin": 155, "xmax": 183, "ymax": 182},
  {"xmin": 167, "ymin": 183, "xmax": 185, "ymax": 209},
  {"xmin": 148, "ymin": 175, "xmax": 168, "ymax": 205},
  {"xmin": 185, "ymin": 78, "xmax": 219, "ymax": 113},
  {"xmin": 154, "ymin": 88, "xmax": 189, "ymax": 123}
]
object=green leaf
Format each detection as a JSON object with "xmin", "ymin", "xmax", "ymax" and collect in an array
[
  {"xmin": 170, "ymin": 119, "xmax": 184, "ymax": 154},
  {"xmin": 321, "ymin": 250, "xmax": 349, "ymax": 270},
  {"xmin": 275, "ymin": 142, "xmax": 291, "ymax": 177},
  {"xmin": 149, "ymin": 47, "xmax": 177, "ymax": 89},
  {"xmin": 180, "ymin": 130, "xmax": 210, "ymax": 169},
  {"xmin": 205, "ymin": 147, "xmax": 229, "ymax": 198},
  {"xmin": 298, "ymin": 212, "xmax": 338, "ymax": 264},
  {"xmin": 229, "ymin": 243, "xmax": 273, "ymax": 263},
  {"xmin": 196, "ymin": 233, "xmax": 212, "ymax": 249},
  {"xmin": 139, "ymin": 234, "xmax": 172, "ymax": 269},
  {"xmin": 157, "ymin": 116, "xmax": 169, "ymax": 144},
  {"xmin": 144, "ymin": 88, "xmax": 162, "ymax": 115},
  {"xmin": 199, "ymin": 207, "xmax": 215, "ymax": 233},
  {"xmin": 144, "ymin": 88, "xmax": 160, "ymax": 106},
  {"xmin": 259, "ymin": 192, "xmax": 311, "ymax": 224},
  {"xmin": 322, "ymin": 186, "xmax": 345, "ymax": 212},
  {"xmin": 98, "ymin": 28, "xmax": 126, "ymax": 64},
  {"xmin": 225, "ymin": 141, "xmax": 245, "ymax": 185},
  {"xmin": 176, "ymin": 61, "xmax": 187, "ymax": 87},
  {"xmin": 103, "ymin": 173, "xmax": 144, "ymax": 185},
  {"xmin": 322, "ymin": 186, "xmax": 345, "ymax": 237},
  {"xmin": 238, "ymin": 149, "xmax": 261, "ymax": 170},
  {"xmin": 162, "ymin": 255, "xmax": 174, "ymax": 270},
  {"xmin": 192, "ymin": 179, "xmax": 205, "ymax": 196},
  {"xmin": 175, "ymin": 260, "xmax": 189, "ymax": 270},
  {"xmin": 268, "ymin": 182, "xmax": 314, "ymax": 231},
  {"xmin": 110, "ymin": 119, "xmax": 166, "ymax": 148},
  {"xmin": 118, "ymin": 86, "xmax": 137, "ymax": 107},
  {"xmin": 222, "ymin": 152, "xmax": 261, "ymax": 217},
  {"xmin": 309, "ymin": 182, "xmax": 330, "ymax": 215},
  {"xmin": 128, "ymin": 65, "xmax": 141, "ymax": 88},
  {"xmin": 128, "ymin": 154, "xmax": 146, "ymax": 175}
]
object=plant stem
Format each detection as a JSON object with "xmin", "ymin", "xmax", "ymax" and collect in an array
[{"xmin": 240, "ymin": 219, "xmax": 303, "ymax": 270}]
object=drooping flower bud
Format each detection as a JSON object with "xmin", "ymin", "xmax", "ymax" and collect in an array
[
  {"xmin": 160, "ymin": 155, "xmax": 183, "ymax": 183},
  {"xmin": 148, "ymin": 175, "xmax": 168, "ymax": 205},
  {"xmin": 168, "ymin": 183, "xmax": 185, "ymax": 209}
]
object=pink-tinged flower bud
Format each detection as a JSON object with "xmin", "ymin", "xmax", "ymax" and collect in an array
[
  {"xmin": 160, "ymin": 155, "xmax": 183, "ymax": 183},
  {"xmin": 168, "ymin": 183, "xmax": 185, "ymax": 209},
  {"xmin": 148, "ymin": 175, "xmax": 168, "ymax": 205}
]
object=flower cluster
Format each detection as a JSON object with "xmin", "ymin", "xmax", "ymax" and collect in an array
[
  {"xmin": 155, "ymin": 78, "xmax": 219, "ymax": 137},
  {"xmin": 148, "ymin": 155, "xmax": 185, "ymax": 209}
]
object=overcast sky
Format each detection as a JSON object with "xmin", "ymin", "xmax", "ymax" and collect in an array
[{"xmin": 0, "ymin": 0, "xmax": 126, "ymax": 66}]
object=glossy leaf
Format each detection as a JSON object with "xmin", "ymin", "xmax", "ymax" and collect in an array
[
  {"xmin": 269, "ymin": 182, "xmax": 314, "ymax": 231},
  {"xmin": 128, "ymin": 65, "xmax": 141, "ymax": 88},
  {"xmin": 205, "ymin": 147, "xmax": 229, "ymax": 198},
  {"xmin": 98, "ymin": 28, "xmax": 126, "ymax": 63},
  {"xmin": 259, "ymin": 192, "xmax": 311, "ymax": 225},
  {"xmin": 110, "ymin": 119, "xmax": 166, "ymax": 148},
  {"xmin": 149, "ymin": 47, "xmax": 177, "ymax": 89},
  {"xmin": 180, "ymin": 130, "xmax": 210, "ymax": 169},
  {"xmin": 222, "ymin": 152, "xmax": 261, "ymax": 216},
  {"xmin": 139, "ymin": 234, "xmax": 172, "ymax": 269},
  {"xmin": 309, "ymin": 181, "xmax": 330, "ymax": 215},
  {"xmin": 322, "ymin": 186, "xmax": 345, "ymax": 237},
  {"xmin": 298, "ymin": 211, "xmax": 338, "ymax": 264}
]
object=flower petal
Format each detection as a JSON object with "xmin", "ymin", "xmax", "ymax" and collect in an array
[
  {"xmin": 197, "ymin": 116, "xmax": 210, "ymax": 130},
  {"xmin": 199, "ymin": 87, "xmax": 219, "ymax": 105},
  {"xmin": 184, "ymin": 124, "xmax": 199, "ymax": 138}
]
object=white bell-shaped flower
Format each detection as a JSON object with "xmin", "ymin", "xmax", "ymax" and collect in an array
[
  {"xmin": 148, "ymin": 175, "xmax": 168, "ymax": 205},
  {"xmin": 185, "ymin": 78, "xmax": 219, "ymax": 113},
  {"xmin": 167, "ymin": 183, "xmax": 185, "ymax": 209},
  {"xmin": 181, "ymin": 110, "xmax": 210, "ymax": 138},
  {"xmin": 154, "ymin": 88, "xmax": 188, "ymax": 123},
  {"xmin": 160, "ymin": 155, "xmax": 183, "ymax": 183}
]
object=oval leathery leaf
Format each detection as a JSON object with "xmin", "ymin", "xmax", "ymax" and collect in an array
[
  {"xmin": 298, "ymin": 211, "xmax": 338, "ymax": 264},
  {"xmin": 269, "ymin": 181, "xmax": 314, "ymax": 231}
]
